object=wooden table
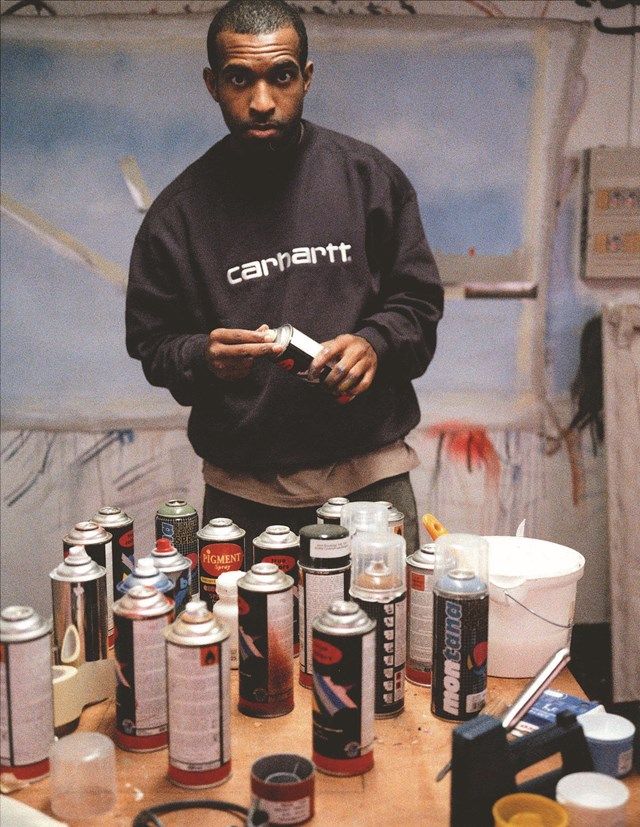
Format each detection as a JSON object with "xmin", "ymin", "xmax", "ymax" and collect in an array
[{"xmin": 10, "ymin": 670, "xmax": 640, "ymax": 825}]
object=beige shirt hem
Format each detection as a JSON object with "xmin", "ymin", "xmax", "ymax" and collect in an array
[{"xmin": 202, "ymin": 440, "xmax": 419, "ymax": 508}]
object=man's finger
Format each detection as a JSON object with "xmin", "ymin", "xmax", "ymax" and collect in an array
[
  {"xmin": 210, "ymin": 327, "xmax": 274, "ymax": 345},
  {"xmin": 309, "ymin": 338, "xmax": 346, "ymax": 379}
]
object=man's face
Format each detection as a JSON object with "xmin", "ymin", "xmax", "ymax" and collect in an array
[{"xmin": 204, "ymin": 26, "xmax": 313, "ymax": 151}]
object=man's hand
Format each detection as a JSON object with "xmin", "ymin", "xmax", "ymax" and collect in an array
[
  {"xmin": 207, "ymin": 324, "xmax": 282, "ymax": 381},
  {"xmin": 309, "ymin": 334, "xmax": 378, "ymax": 401}
]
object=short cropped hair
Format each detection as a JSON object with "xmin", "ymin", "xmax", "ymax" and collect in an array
[{"xmin": 207, "ymin": 0, "xmax": 309, "ymax": 70}]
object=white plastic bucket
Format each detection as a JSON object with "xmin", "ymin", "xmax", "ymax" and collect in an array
[{"xmin": 485, "ymin": 536, "xmax": 585, "ymax": 677}]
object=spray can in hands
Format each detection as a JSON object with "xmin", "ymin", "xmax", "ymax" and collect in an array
[
  {"xmin": 431, "ymin": 533, "xmax": 489, "ymax": 721},
  {"xmin": 349, "ymin": 531, "xmax": 406, "ymax": 718}
]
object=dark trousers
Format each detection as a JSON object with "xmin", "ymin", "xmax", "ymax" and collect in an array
[{"xmin": 203, "ymin": 471, "xmax": 419, "ymax": 565}]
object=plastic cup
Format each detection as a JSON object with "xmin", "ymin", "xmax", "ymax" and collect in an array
[
  {"xmin": 578, "ymin": 712, "xmax": 635, "ymax": 777},
  {"xmin": 493, "ymin": 792, "xmax": 569, "ymax": 826},
  {"xmin": 555, "ymin": 772, "xmax": 629, "ymax": 827},
  {"xmin": 50, "ymin": 732, "xmax": 117, "ymax": 820}
]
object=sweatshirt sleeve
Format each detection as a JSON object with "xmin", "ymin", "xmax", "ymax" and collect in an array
[
  {"xmin": 125, "ymin": 221, "xmax": 212, "ymax": 407},
  {"xmin": 356, "ymin": 183, "xmax": 444, "ymax": 382}
]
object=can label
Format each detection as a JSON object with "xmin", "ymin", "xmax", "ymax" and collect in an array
[
  {"xmin": 309, "ymin": 536, "xmax": 350, "ymax": 561},
  {"xmin": 0, "ymin": 637, "xmax": 53, "ymax": 776},
  {"xmin": 167, "ymin": 639, "xmax": 231, "ymax": 787},
  {"xmin": 431, "ymin": 594, "xmax": 488, "ymax": 720},
  {"xmin": 312, "ymin": 627, "xmax": 375, "ymax": 775},
  {"xmin": 299, "ymin": 568, "xmax": 349, "ymax": 685},
  {"xmin": 156, "ymin": 514, "xmax": 199, "ymax": 596},
  {"xmin": 354, "ymin": 594, "xmax": 406, "ymax": 716},
  {"xmin": 406, "ymin": 566, "xmax": 434, "ymax": 686},
  {"xmin": 115, "ymin": 614, "xmax": 170, "ymax": 749},
  {"xmin": 254, "ymin": 548, "xmax": 300, "ymax": 655},
  {"xmin": 112, "ymin": 524, "xmax": 135, "ymax": 579},
  {"xmin": 167, "ymin": 572, "xmax": 191, "ymax": 617},
  {"xmin": 199, "ymin": 541, "xmax": 244, "ymax": 609},
  {"xmin": 275, "ymin": 326, "xmax": 329, "ymax": 383},
  {"xmin": 238, "ymin": 588, "xmax": 293, "ymax": 717}
]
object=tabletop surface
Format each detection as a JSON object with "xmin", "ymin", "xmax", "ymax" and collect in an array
[{"xmin": 8, "ymin": 669, "xmax": 640, "ymax": 826}]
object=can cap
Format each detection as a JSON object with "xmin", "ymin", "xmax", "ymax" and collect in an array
[
  {"xmin": 135, "ymin": 557, "xmax": 159, "ymax": 576},
  {"xmin": 216, "ymin": 570, "xmax": 246, "ymax": 599},
  {"xmin": 434, "ymin": 533, "xmax": 489, "ymax": 587},
  {"xmin": 154, "ymin": 538, "xmax": 175, "ymax": 554},
  {"xmin": 340, "ymin": 501, "xmax": 389, "ymax": 536},
  {"xmin": 0, "ymin": 605, "xmax": 51, "ymax": 642},
  {"xmin": 350, "ymin": 531, "xmax": 406, "ymax": 599},
  {"xmin": 164, "ymin": 598, "xmax": 229, "ymax": 644},
  {"xmin": 50, "ymin": 733, "xmax": 116, "ymax": 821},
  {"xmin": 64, "ymin": 545, "xmax": 92, "ymax": 566},
  {"xmin": 253, "ymin": 524, "xmax": 298, "ymax": 549}
]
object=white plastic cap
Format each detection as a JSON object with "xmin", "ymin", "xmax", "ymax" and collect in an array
[
  {"xmin": 350, "ymin": 531, "xmax": 406, "ymax": 599},
  {"xmin": 216, "ymin": 570, "xmax": 246, "ymax": 599},
  {"xmin": 340, "ymin": 501, "xmax": 389, "ymax": 536},
  {"xmin": 50, "ymin": 732, "xmax": 116, "ymax": 820},
  {"xmin": 134, "ymin": 557, "xmax": 158, "ymax": 576}
]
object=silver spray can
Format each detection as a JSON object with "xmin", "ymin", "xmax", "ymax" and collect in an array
[
  {"xmin": 298, "ymin": 524, "xmax": 351, "ymax": 689},
  {"xmin": 50, "ymin": 545, "xmax": 108, "ymax": 667},
  {"xmin": 316, "ymin": 497, "xmax": 350, "ymax": 525},
  {"xmin": 0, "ymin": 606, "xmax": 54, "ymax": 782},
  {"xmin": 253, "ymin": 525, "xmax": 300, "ymax": 655},
  {"xmin": 406, "ymin": 543, "xmax": 435, "ymax": 687},
  {"xmin": 350, "ymin": 531, "xmax": 406, "ymax": 718},
  {"xmin": 164, "ymin": 599, "xmax": 231, "ymax": 789},
  {"xmin": 92, "ymin": 505, "xmax": 135, "ymax": 581},
  {"xmin": 63, "ymin": 521, "xmax": 114, "ymax": 647}
]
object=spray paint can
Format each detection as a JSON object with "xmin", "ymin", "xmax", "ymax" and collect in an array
[
  {"xmin": 312, "ymin": 600, "xmax": 376, "ymax": 776},
  {"xmin": 253, "ymin": 525, "xmax": 300, "ymax": 655},
  {"xmin": 406, "ymin": 543, "xmax": 435, "ymax": 687},
  {"xmin": 298, "ymin": 524, "xmax": 351, "ymax": 689},
  {"xmin": 316, "ymin": 497, "xmax": 350, "ymax": 526},
  {"xmin": 116, "ymin": 557, "xmax": 175, "ymax": 602},
  {"xmin": 92, "ymin": 505, "xmax": 135, "ymax": 580},
  {"xmin": 155, "ymin": 500, "xmax": 199, "ymax": 597},
  {"xmin": 431, "ymin": 533, "xmax": 489, "ymax": 721},
  {"xmin": 63, "ymin": 521, "xmax": 114, "ymax": 647},
  {"xmin": 238, "ymin": 563, "xmax": 294, "ymax": 718},
  {"xmin": 151, "ymin": 539, "xmax": 191, "ymax": 616},
  {"xmin": 0, "ymin": 606, "xmax": 54, "ymax": 782},
  {"xmin": 197, "ymin": 518, "xmax": 245, "ymax": 609},
  {"xmin": 164, "ymin": 599, "xmax": 231, "ymax": 788},
  {"xmin": 212, "ymin": 570, "xmax": 245, "ymax": 669},
  {"xmin": 112, "ymin": 585, "xmax": 173, "ymax": 752},
  {"xmin": 376, "ymin": 501, "xmax": 405, "ymax": 536},
  {"xmin": 268, "ymin": 323, "xmax": 330, "ymax": 383},
  {"xmin": 50, "ymin": 545, "xmax": 108, "ymax": 667},
  {"xmin": 350, "ymin": 531, "xmax": 406, "ymax": 718}
]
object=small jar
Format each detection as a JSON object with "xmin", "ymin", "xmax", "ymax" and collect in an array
[{"xmin": 212, "ymin": 570, "xmax": 245, "ymax": 669}]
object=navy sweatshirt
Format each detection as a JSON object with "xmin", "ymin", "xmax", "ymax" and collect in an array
[{"xmin": 126, "ymin": 121, "xmax": 443, "ymax": 474}]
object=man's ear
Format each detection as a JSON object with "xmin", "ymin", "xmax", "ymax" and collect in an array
[
  {"xmin": 302, "ymin": 61, "xmax": 313, "ymax": 95},
  {"xmin": 203, "ymin": 67, "xmax": 219, "ymax": 102}
]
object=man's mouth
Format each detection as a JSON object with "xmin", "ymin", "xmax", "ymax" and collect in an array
[{"xmin": 245, "ymin": 125, "xmax": 281, "ymax": 139}]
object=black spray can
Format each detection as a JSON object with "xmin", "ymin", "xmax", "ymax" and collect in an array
[
  {"xmin": 237, "ymin": 563, "xmax": 294, "ymax": 718},
  {"xmin": 350, "ymin": 531, "xmax": 406, "ymax": 718},
  {"xmin": 155, "ymin": 500, "xmax": 199, "ymax": 597},
  {"xmin": 431, "ymin": 533, "xmax": 489, "ymax": 721},
  {"xmin": 298, "ymin": 524, "xmax": 351, "ymax": 689},
  {"xmin": 92, "ymin": 506, "xmax": 135, "ymax": 581},
  {"xmin": 312, "ymin": 600, "xmax": 376, "ymax": 777}
]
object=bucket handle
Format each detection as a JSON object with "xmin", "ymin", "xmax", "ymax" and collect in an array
[{"xmin": 504, "ymin": 591, "xmax": 573, "ymax": 629}]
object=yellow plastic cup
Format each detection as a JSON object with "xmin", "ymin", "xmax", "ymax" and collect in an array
[{"xmin": 493, "ymin": 793, "xmax": 569, "ymax": 827}]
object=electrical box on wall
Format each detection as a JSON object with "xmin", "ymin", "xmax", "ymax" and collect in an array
[{"xmin": 580, "ymin": 146, "xmax": 640, "ymax": 283}]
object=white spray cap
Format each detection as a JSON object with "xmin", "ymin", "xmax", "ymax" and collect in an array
[
  {"xmin": 134, "ymin": 557, "xmax": 159, "ymax": 577},
  {"xmin": 340, "ymin": 501, "xmax": 389, "ymax": 536},
  {"xmin": 216, "ymin": 570, "xmax": 246, "ymax": 599}
]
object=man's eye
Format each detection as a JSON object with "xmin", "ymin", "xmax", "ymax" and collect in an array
[
  {"xmin": 275, "ymin": 69, "xmax": 294, "ymax": 84},
  {"xmin": 229, "ymin": 74, "xmax": 247, "ymax": 87}
]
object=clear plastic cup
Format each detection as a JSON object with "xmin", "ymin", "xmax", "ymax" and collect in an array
[{"xmin": 50, "ymin": 732, "xmax": 117, "ymax": 820}]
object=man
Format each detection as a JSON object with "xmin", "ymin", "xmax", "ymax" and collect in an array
[{"xmin": 126, "ymin": 0, "xmax": 443, "ymax": 555}]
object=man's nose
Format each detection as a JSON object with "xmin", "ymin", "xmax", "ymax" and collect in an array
[{"xmin": 249, "ymin": 81, "xmax": 276, "ymax": 118}]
